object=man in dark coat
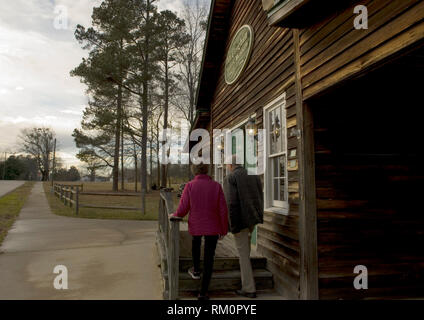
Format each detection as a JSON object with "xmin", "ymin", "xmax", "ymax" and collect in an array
[{"xmin": 223, "ymin": 155, "xmax": 264, "ymax": 298}]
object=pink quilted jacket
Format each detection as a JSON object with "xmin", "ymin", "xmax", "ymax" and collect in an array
[{"xmin": 172, "ymin": 174, "xmax": 228, "ymax": 236}]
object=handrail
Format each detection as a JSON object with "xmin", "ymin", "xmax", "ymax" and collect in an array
[{"xmin": 158, "ymin": 188, "xmax": 182, "ymax": 300}]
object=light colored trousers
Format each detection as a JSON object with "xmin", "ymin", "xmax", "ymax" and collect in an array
[{"xmin": 233, "ymin": 226, "xmax": 256, "ymax": 293}]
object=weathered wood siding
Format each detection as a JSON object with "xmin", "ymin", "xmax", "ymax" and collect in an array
[
  {"xmin": 310, "ymin": 58, "xmax": 424, "ymax": 298},
  {"xmin": 296, "ymin": 0, "xmax": 424, "ymax": 299},
  {"xmin": 299, "ymin": 0, "xmax": 424, "ymax": 100},
  {"xmin": 201, "ymin": 0, "xmax": 424, "ymax": 300},
  {"xmin": 210, "ymin": 0, "xmax": 300, "ymax": 299}
]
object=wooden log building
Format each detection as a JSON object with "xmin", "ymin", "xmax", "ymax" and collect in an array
[{"xmin": 191, "ymin": 0, "xmax": 424, "ymax": 299}]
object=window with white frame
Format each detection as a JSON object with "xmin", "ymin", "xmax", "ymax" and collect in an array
[
  {"xmin": 214, "ymin": 134, "xmax": 226, "ymax": 185},
  {"xmin": 264, "ymin": 93, "xmax": 288, "ymax": 210}
]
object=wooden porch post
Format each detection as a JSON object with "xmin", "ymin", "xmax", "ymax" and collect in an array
[{"xmin": 294, "ymin": 29, "xmax": 319, "ymax": 300}]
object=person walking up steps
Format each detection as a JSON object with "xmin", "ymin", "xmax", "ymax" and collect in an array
[
  {"xmin": 223, "ymin": 155, "xmax": 264, "ymax": 299},
  {"xmin": 171, "ymin": 163, "xmax": 228, "ymax": 300}
]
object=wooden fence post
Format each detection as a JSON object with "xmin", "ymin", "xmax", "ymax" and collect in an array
[
  {"xmin": 75, "ymin": 186, "xmax": 79, "ymax": 215},
  {"xmin": 64, "ymin": 188, "xmax": 67, "ymax": 206},
  {"xmin": 70, "ymin": 186, "xmax": 74, "ymax": 208}
]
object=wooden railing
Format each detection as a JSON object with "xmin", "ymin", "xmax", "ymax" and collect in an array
[
  {"xmin": 53, "ymin": 183, "xmax": 143, "ymax": 215},
  {"xmin": 158, "ymin": 188, "xmax": 182, "ymax": 300},
  {"xmin": 53, "ymin": 183, "xmax": 83, "ymax": 215}
]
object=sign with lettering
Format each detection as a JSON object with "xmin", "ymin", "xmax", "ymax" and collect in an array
[{"xmin": 225, "ymin": 25, "xmax": 254, "ymax": 85}]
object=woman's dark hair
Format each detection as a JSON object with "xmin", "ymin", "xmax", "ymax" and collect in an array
[{"xmin": 191, "ymin": 163, "xmax": 209, "ymax": 176}]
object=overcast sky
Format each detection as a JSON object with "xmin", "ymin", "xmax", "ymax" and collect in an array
[{"xmin": 0, "ymin": 0, "xmax": 196, "ymax": 168}]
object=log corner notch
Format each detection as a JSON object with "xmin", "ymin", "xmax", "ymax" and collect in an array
[{"xmin": 293, "ymin": 28, "xmax": 319, "ymax": 300}]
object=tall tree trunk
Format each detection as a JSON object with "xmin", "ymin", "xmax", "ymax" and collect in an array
[
  {"xmin": 140, "ymin": 0, "xmax": 151, "ymax": 215},
  {"xmin": 112, "ymin": 84, "xmax": 122, "ymax": 192},
  {"xmin": 156, "ymin": 125, "xmax": 160, "ymax": 187},
  {"xmin": 134, "ymin": 141, "xmax": 138, "ymax": 192},
  {"xmin": 141, "ymin": 90, "xmax": 148, "ymax": 214},
  {"xmin": 149, "ymin": 135, "xmax": 153, "ymax": 191},
  {"xmin": 121, "ymin": 117, "xmax": 125, "ymax": 191},
  {"xmin": 161, "ymin": 56, "xmax": 169, "ymax": 187}
]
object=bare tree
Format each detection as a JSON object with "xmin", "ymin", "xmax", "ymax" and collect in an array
[
  {"xmin": 174, "ymin": 0, "xmax": 209, "ymax": 128},
  {"xmin": 19, "ymin": 127, "xmax": 56, "ymax": 181}
]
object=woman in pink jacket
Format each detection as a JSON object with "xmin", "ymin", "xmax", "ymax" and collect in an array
[{"xmin": 172, "ymin": 163, "xmax": 228, "ymax": 300}]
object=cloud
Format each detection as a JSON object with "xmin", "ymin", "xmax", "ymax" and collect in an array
[
  {"xmin": 0, "ymin": 0, "xmax": 204, "ymax": 167},
  {"xmin": 60, "ymin": 105, "xmax": 85, "ymax": 116},
  {"xmin": 158, "ymin": 0, "xmax": 185, "ymax": 13},
  {"xmin": 0, "ymin": 0, "xmax": 93, "ymax": 162}
]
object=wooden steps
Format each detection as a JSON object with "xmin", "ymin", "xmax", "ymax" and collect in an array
[
  {"xmin": 179, "ymin": 289, "xmax": 284, "ymax": 300},
  {"xmin": 156, "ymin": 228, "xmax": 274, "ymax": 297},
  {"xmin": 168, "ymin": 269, "xmax": 274, "ymax": 292},
  {"xmin": 178, "ymin": 256, "xmax": 267, "ymax": 272}
]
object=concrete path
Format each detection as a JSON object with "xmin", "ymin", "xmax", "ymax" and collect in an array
[
  {"xmin": 0, "ymin": 181, "xmax": 25, "ymax": 198},
  {"xmin": 0, "ymin": 182, "xmax": 163, "ymax": 300}
]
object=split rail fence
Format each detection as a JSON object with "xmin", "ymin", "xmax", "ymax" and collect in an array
[{"xmin": 53, "ymin": 183, "xmax": 142, "ymax": 215}]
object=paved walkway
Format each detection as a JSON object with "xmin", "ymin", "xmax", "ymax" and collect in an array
[
  {"xmin": 0, "ymin": 182, "xmax": 163, "ymax": 300},
  {"xmin": 0, "ymin": 181, "xmax": 25, "ymax": 198}
]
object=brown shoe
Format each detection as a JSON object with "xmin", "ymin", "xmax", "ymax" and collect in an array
[{"xmin": 235, "ymin": 290, "xmax": 256, "ymax": 298}]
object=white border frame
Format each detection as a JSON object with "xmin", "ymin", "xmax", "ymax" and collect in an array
[{"xmin": 263, "ymin": 93, "xmax": 289, "ymax": 214}]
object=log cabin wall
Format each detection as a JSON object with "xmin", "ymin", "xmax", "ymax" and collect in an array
[
  {"xmin": 296, "ymin": 0, "xmax": 424, "ymax": 299},
  {"xmin": 309, "ymin": 53, "xmax": 424, "ymax": 299},
  {"xmin": 209, "ymin": 0, "xmax": 301, "ymax": 299},
  {"xmin": 299, "ymin": 0, "xmax": 424, "ymax": 100}
]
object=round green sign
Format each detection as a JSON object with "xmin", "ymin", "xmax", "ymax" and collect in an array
[{"xmin": 225, "ymin": 25, "xmax": 254, "ymax": 85}]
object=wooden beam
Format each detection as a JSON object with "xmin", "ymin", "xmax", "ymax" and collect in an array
[
  {"xmin": 268, "ymin": 0, "xmax": 310, "ymax": 26},
  {"xmin": 293, "ymin": 28, "xmax": 319, "ymax": 300}
]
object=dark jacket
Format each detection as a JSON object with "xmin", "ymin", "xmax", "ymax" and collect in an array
[{"xmin": 223, "ymin": 166, "xmax": 264, "ymax": 234}]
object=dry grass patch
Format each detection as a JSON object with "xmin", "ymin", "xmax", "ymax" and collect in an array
[{"xmin": 0, "ymin": 181, "xmax": 34, "ymax": 246}]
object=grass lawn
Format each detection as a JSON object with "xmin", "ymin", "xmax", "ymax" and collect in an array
[
  {"xmin": 43, "ymin": 181, "xmax": 181, "ymax": 221},
  {"xmin": 0, "ymin": 181, "xmax": 35, "ymax": 246}
]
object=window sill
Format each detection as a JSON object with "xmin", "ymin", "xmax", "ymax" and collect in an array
[{"xmin": 264, "ymin": 206, "xmax": 289, "ymax": 215}]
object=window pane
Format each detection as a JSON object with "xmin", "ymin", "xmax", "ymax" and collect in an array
[
  {"xmin": 272, "ymin": 157, "xmax": 279, "ymax": 201},
  {"xmin": 273, "ymin": 157, "xmax": 279, "ymax": 178},
  {"xmin": 280, "ymin": 178, "xmax": 286, "ymax": 201},
  {"xmin": 279, "ymin": 155, "xmax": 286, "ymax": 179},
  {"xmin": 273, "ymin": 178, "xmax": 279, "ymax": 201},
  {"xmin": 280, "ymin": 107, "xmax": 286, "ymax": 152},
  {"xmin": 245, "ymin": 120, "xmax": 257, "ymax": 171},
  {"xmin": 274, "ymin": 108, "xmax": 282, "ymax": 154},
  {"xmin": 271, "ymin": 155, "xmax": 287, "ymax": 202},
  {"xmin": 269, "ymin": 111, "xmax": 275, "ymax": 154},
  {"xmin": 232, "ymin": 128, "xmax": 244, "ymax": 165}
]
